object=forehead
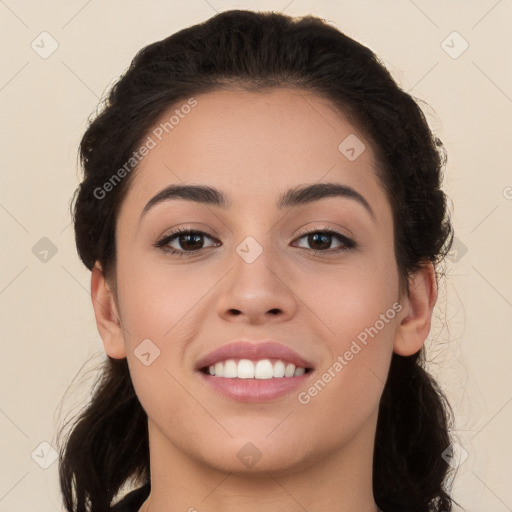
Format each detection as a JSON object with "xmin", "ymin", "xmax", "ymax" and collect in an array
[{"xmin": 119, "ymin": 87, "xmax": 389, "ymax": 222}]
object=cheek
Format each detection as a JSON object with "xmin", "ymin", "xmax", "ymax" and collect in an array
[
  {"xmin": 116, "ymin": 256, "xmax": 213, "ymax": 341},
  {"xmin": 299, "ymin": 250, "xmax": 399, "ymax": 406},
  {"xmin": 294, "ymin": 298, "xmax": 398, "ymax": 448},
  {"xmin": 301, "ymin": 250, "xmax": 400, "ymax": 346},
  {"xmin": 116, "ymin": 260, "xmax": 216, "ymax": 414},
  {"xmin": 314, "ymin": 280, "xmax": 398, "ymax": 394},
  {"xmin": 119, "ymin": 266, "xmax": 201, "ymax": 430}
]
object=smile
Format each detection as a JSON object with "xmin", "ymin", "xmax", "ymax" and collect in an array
[
  {"xmin": 202, "ymin": 358, "xmax": 311, "ymax": 379},
  {"xmin": 196, "ymin": 340, "xmax": 315, "ymax": 402}
]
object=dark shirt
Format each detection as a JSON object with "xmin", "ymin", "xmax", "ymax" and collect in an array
[{"xmin": 110, "ymin": 483, "xmax": 150, "ymax": 512}]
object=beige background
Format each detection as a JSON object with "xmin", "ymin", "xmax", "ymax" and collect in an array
[{"xmin": 1, "ymin": 1, "xmax": 511, "ymax": 511}]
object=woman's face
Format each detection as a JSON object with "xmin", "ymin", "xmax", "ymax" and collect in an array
[{"xmin": 102, "ymin": 88, "xmax": 408, "ymax": 473}]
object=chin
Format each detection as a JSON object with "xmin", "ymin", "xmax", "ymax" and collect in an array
[{"xmin": 189, "ymin": 435, "xmax": 320, "ymax": 476}]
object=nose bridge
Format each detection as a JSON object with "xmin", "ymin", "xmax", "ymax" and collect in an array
[
  {"xmin": 227, "ymin": 208, "xmax": 277, "ymax": 267},
  {"xmin": 231, "ymin": 232, "xmax": 280, "ymax": 291},
  {"xmin": 235, "ymin": 234, "xmax": 267, "ymax": 266},
  {"xmin": 216, "ymin": 229, "xmax": 297, "ymax": 322}
]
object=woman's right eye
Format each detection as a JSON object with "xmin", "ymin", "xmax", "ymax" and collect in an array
[{"xmin": 155, "ymin": 229, "xmax": 220, "ymax": 256}]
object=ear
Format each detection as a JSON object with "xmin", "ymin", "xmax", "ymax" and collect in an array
[
  {"xmin": 90, "ymin": 261, "xmax": 126, "ymax": 359},
  {"xmin": 393, "ymin": 261, "xmax": 438, "ymax": 356}
]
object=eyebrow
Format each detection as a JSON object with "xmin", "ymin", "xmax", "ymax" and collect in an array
[{"xmin": 140, "ymin": 182, "xmax": 375, "ymax": 221}]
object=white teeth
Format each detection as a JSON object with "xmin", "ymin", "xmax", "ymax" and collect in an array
[
  {"xmin": 207, "ymin": 358, "xmax": 308, "ymax": 379},
  {"xmin": 284, "ymin": 363, "xmax": 295, "ymax": 377},
  {"xmin": 273, "ymin": 360, "xmax": 285, "ymax": 378},
  {"xmin": 238, "ymin": 359, "xmax": 255, "ymax": 379},
  {"xmin": 223, "ymin": 359, "xmax": 238, "ymax": 378},
  {"xmin": 255, "ymin": 359, "xmax": 274, "ymax": 379}
]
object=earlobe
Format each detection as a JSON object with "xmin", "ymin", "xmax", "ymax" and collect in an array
[
  {"xmin": 90, "ymin": 261, "xmax": 127, "ymax": 359},
  {"xmin": 393, "ymin": 262, "xmax": 438, "ymax": 357}
]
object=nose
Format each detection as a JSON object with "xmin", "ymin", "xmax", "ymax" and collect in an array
[{"xmin": 215, "ymin": 240, "xmax": 298, "ymax": 325}]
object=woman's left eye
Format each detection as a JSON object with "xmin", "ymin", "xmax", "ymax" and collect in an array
[
  {"xmin": 293, "ymin": 229, "xmax": 356, "ymax": 253},
  {"xmin": 155, "ymin": 228, "xmax": 355, "ymax": 257}
]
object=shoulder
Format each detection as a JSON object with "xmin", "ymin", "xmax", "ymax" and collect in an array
[{"xmin": 110, "ymin": 483, "xmax": 151, "ymax": 512}]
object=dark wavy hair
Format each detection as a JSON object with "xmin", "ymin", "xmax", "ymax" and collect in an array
[{"xmin": 57, "ymin": 9, "xmax": 461, "ymax": 512}]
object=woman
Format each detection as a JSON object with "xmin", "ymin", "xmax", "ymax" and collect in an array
[{"xmin": 58, "ymin": 9, "xmax": 460, "ymax": 512}]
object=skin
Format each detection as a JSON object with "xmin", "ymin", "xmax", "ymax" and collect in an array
[{"xmin": 91, "ymin": 88, "xmax": 437, "ymax": 512}]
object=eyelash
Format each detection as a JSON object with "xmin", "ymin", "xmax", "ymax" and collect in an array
[{"xmin": 154, "ymin": 226, "xmax": 356, "ymax": 257}]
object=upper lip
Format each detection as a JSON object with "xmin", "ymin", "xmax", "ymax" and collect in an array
[{"xmin": 195, "ymin": 341, "xmax": 314, "ymax": 370}]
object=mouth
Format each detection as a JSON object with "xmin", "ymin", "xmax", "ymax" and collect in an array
[
  {"xmin": 196, "ymin": 341, "xmax": 315, "ymax": 402},
  {"xmin": 200, "ymin": 358, "xmax": 313, "ymax": 379}
]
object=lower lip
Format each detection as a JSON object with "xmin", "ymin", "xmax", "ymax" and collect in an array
[{"xmin": 199, "ymin": 371, "xmax": 313, "ymax": 402}]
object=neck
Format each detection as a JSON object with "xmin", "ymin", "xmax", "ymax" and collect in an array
[{"xmin": 139, "ymin": 410, "xmax": 381, "ymax": 512}]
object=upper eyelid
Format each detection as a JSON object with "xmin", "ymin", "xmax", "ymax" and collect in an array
[{"xmin": 296, "ymin": 225, "xmax": 352, "ymax": 238}]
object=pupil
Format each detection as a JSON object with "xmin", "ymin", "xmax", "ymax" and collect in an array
[
  {"xmin": 181, "ymin": 233, "xmax": 202, "ymax": 250},
  {"xmin": 310, "ymin": 233, "xmax": 330, "ymax": 250}
]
